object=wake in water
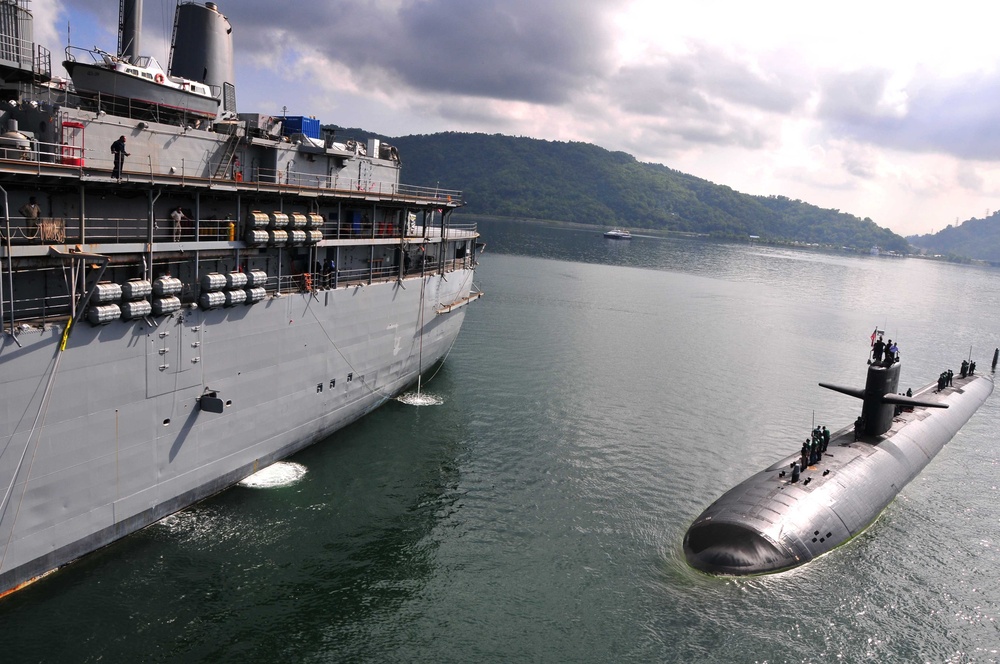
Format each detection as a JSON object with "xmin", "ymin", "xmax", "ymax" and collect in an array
[
  {"xmin": 397, "ymin": 391, "xmax": 444, "ymax": 406},
  {"xmin": 238, "ymin": 461, "xmax": 307, "ymax": 488}
]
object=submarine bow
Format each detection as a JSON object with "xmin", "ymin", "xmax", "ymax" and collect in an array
[{"xmin": 684, "ymin": 521, "xmax": 793, "ymax": 574}]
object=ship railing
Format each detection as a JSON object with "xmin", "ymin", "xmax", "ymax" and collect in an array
[
  {"xmin": 0, "ymin": 28, "xmax": 35, "ymax": 72},
  {"xmin": 395, "ymin": 183, "xmax": 463, "ymax": 202},
  {"xmin": 0, "ymin": 139, "xmax": 466, "ymax": 207},
  {"xmin": 1, "ymin": 213, "xmax": 472, "ymax": 246},
  {"xmin": 198, "ymin": 251, "xmax": 477, "ymax": 304},
  {"xmin": 444, "ymin": 221, "xmax": 478, "ymax": 234},
  {"xmin": 269, "ymin": 268, "xmax": 385, "ymax": 294},
  {"xmin": 0, "ymin": 255, "xmax": 477, "ymax": 328},
  {"xmin": 334, "ymin": 266, "xmax": 373, "ymax": 285},
  {"xmin": 250, "ymin": 166, "xmax": 462, "ymax": 203},
  {"xmin": 63, "ymin": 45, "xmax": 113, "ymax": 65},
  {"xmin": 1, "ymin": 216, "xmax": 40, "ymax": 243},
  {"xmin": 77, "ymin": 217, "xmax": 148, "ymax": 242},
  {"xmin": 330, "ymin": 218, "xmax": 405, "ymax": 239},
  {"xmin": 2, "ymin": 265, "xmax": 74, "ymax": 324},
  {"xmin": 1, "ymin": 214, "xmax": 237, "ymax": 245},
  {"xmin": 0, "ymin": 133, "xmax": 64, "ymax": 167},
  {"xmin": 412, "ymin": 223, "xmax": 478, "ymax": 240},
  {"xmin": 252, "ymin": 166, "xmax": 401, "ymax": 195}
]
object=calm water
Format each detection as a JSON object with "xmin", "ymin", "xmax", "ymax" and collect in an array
[{"xmin": 3, "ymin": 221, "xmax": 1000, "ymax": 662}]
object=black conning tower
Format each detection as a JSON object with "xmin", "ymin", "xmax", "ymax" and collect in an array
[{"xmin": 819, "ymin": 361, "xmax": 947, "ymax": 437}]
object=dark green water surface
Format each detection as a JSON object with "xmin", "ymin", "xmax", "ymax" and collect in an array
[{"xmin": 3, "ymin": 221, "xmax": 999, "ymax": 662}]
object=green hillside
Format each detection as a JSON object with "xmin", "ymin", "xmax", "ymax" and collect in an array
[
  {"xmin": 332, "ymin": 128, "xmax": 909, "ymax": 251},
  {"xmin": 908, "ymin": 213, "xmax": 1000, "ymax": 263}
]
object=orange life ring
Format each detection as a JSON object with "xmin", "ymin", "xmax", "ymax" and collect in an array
[
  {"xmin": 303, "ymin": 273, "xmax": 312, "ymax": 292},
  {"xmin": 154, "ymin": 73, "xmax": 165, "ymax": 84}
]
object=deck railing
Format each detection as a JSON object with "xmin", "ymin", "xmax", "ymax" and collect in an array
[
  {"xmin": 0, "ymin": 133, "xmax": 462, "ymax": 204},
  {"xmin": 2, "ymin": 245, "xmax": 479, "ymax": 328}
]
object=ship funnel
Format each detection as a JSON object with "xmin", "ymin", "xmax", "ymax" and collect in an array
[
  {"xmin": 118, "ymin": 0, "xmax": 143, "ymax": 63},
  {"xmin": 169, "ymin": 2, "xmax": 236, "ymax": 111},
  {"xmin": 0, "ymin": 0, "xmax": 44, "ymax": 82}
]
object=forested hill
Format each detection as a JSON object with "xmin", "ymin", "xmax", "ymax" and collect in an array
[
  {"xmin": 907, "ymin": 213, "xmax": 1000, "ymax": 262},
  {"xmin": 332, "ymin": 128, "xmax": 908, "ymax": 251}
]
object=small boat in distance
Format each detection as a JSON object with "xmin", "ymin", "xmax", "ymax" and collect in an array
[{"xmin": 603, "ymin": 228, "xmax": 632, "ymax": 239}]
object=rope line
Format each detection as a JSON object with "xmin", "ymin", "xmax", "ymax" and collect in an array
[
  {"xmin": 304, "ymin": 269, "xmax": 476, "ymax": 400},
  {"xmin": 0, "ymin": 339, "xmax": 64, "ymax": 572}
]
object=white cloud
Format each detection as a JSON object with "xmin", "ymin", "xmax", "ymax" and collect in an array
[{"xmin": 40, "ymin": 0, "xmax": 1000, "ymax": 236}]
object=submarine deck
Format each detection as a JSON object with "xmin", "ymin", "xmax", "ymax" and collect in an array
[{"xmin": 683, "ymin": 369, "xmax": 993, "ymax": 575}]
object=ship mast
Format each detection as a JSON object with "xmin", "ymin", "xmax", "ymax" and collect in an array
[{"xmin": 118, "ymin": 0, "xmax": 142, "ymax": 63}]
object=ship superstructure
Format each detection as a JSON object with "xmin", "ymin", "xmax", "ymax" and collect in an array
[{"xmin": 0, "ymin": 0, "xmax": 481, "ymax": 595}]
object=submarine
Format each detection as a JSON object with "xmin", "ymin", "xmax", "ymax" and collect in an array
[{"xmin": 683, "ymin": 353, "xmax": 993, "ymax": 575}]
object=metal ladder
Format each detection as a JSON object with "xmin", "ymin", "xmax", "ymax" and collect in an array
[{"xmin": 213, "ymin": 134, "xmax": 240, "ymax": 180}]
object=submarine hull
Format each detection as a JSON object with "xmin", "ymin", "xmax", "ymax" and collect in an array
[{"xmin": 683, "ymin": 369, "xmax": 992, "ymax": 575}]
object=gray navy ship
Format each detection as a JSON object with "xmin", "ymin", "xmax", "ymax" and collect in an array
[
  {"xmin": 684, "ymin": 350, "xmax": 992, "ymax": 575},
  {"xmin": 0, "ymin": 0, "xmax": 482, "ymax": 596}
]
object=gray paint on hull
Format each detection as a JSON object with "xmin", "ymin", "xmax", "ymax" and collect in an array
[{"xmin": 0, "ymin": 270, "xmax": 472, "ymax": 593}]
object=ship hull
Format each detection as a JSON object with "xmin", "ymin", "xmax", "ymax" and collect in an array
[
  {"xmin": 683, "ymin": 370, "xmax": 993, "ymax": 575},
  {"xmin": 0, "ymin": 270, "xmax": 473, "ymax": 593}
]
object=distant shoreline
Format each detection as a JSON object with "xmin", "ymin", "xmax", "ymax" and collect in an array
[
  {"xmin": 452, "ymin": 213, "xmax": 708, "ymax": 239},
  {"xmin": 456, "ymin": 213, "xmax": 997, "ymax": 267}
]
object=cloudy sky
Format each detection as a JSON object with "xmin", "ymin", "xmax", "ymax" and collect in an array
[{"xmin": 33, "ymin": 0, "xmax": 1000, "ymax": 236}]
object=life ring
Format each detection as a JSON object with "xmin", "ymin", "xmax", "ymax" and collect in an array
[
  {"xmin": 154, "ymin": 73, "xmax": 164, "ymax": 84},
  {"xmin": 303, "ymin": 273, "xmax": 312, "ymax": 292}
]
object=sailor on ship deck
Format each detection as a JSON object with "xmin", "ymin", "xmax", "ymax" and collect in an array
[
  {"xmin": 171, "ymin": 206, "xmax": 190, "ymax": 242},
  {"xmin": 111, "ymin": 135, "xmax": 129, "ymax": 180},
  {"xmin": 872, "ymin": 335, "xmax": 885, "ymax": 363},
  {"xmin": 19, "ymin": 196, "xmax": 39, "ymax": 237}
]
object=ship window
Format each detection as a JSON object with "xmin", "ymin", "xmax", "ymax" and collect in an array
[
  {"xmin": 330, "ymin": 379, "xmax": 336, "ymax": 388},
  {"xmin": 225, "ymin": 400, "xmax": 232, "ymax": 407},
  {"xmin": 347, "ymin": 373, "xmax": 353, "ymax": 382},
  {"xmin": 317, "ymin": 383, "xmax": 323, "ymax": 393},
  {"xmin": 163, "ymin": 419, "xmax": 170, "ymax": 426}
]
